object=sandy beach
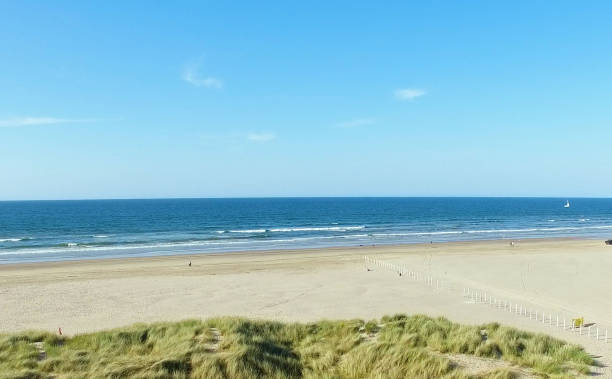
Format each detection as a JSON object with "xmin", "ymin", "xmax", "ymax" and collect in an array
[{"xmin": 2, "ymin": 238, "xmax": 612, "ymax": 374}]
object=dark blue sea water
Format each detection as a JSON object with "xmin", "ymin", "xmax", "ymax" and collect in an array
[{"xmin": 1, "ymin": 198, "xmax": 611, "ymax": 264}]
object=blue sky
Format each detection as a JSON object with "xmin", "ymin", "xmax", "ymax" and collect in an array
[{"xmin": 1, "ymin": 1, "xmax": 611, "ymax": 200}]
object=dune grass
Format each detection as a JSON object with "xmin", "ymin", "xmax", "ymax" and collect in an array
[{"xmin": 0, "ymin": 314, "xmax": 594, "ymax": 378}]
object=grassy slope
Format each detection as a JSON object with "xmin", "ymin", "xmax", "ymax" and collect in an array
[{"xmin": 0, "ymin": 314, "xmax": 594, "ymax": 379}]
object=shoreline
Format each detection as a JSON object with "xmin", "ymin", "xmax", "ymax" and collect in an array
[{"xmin": 0, "ymin": 235, "xmax": 598, "ymax": 268}]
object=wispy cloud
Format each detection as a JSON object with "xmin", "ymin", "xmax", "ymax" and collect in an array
[
  {"xmin": 0, "ymin": 117, "xmax": 97, "ymax": 127},
  {"xmin": 247, "ymin": 132, "xmax": 276, "ymax": 142},
  {"xmin": 200, "ymin": 132, "xmax": 278, "ymax": 147},
  {"xmin": 394, "ymin": 88, "xmax": 426, "ymax": 101},
  {"xmin": 335, "ymin": 118, "xmax": 376, "ymax": 128},
  {"xmin": 181, "ymin": 62, "xmax": 223, "ymax": 88}
]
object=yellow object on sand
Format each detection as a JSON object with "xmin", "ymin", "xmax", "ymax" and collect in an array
[{"xmin": 572, "ymin": 317, "xmax": 584, "ymax": 327}]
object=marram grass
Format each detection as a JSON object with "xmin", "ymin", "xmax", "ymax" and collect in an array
[{"xmin": 0, "ymin": 314, "xmax": 594, "ymax": 378}]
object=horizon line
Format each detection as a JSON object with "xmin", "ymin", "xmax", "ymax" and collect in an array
[{"xmin": 0, "ymin": 195, "xmax": 608, "ymax": 202}]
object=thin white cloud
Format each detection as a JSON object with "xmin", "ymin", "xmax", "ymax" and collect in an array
[
  {"xmin": 394, "ymin": 88, "xmax": 426, "ymax": 100},
  {"xmin": 181, "ymin": 63, "xmax": 223, "ymax": 88},
  {"xmin": 0, "ymin": 117, "xmax": 97, "ymax": 127},
  {"xmin": 335, "ymin": 118, "xmax": 376, "ymax": 128},
  {"xmin": 247, "ymin": 132, "xmax": 276, "ymax": 142}
]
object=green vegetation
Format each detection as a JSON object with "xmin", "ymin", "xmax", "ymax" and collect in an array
[{"xmin": 0, "ymin": 314, "xmax": 594, "ymax": 378}]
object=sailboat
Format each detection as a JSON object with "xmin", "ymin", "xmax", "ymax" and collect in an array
[{"xmin": 564, "ymin": 200, "xmax": 570, "ymax": 208}]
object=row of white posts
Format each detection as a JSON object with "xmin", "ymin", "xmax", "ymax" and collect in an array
[
  {"xmin": 364, "ymin": 256, "xmax": 609, "ymax": 344},
  {"xmin": 364, "ymin": 256, "xmax": 442, "ymax": 289},
  {"xmin": 463, "ymin": 288, "xmax": 608, "ymax": 343}
]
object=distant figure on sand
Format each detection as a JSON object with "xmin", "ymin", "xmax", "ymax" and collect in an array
[{"xmin": 188, "ymin": 261, "xmax": 191, "ymax": 267}]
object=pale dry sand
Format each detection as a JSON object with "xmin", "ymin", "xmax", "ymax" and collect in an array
[{"xmin": 1, "ymin": 238, "xmax": 611, "ymax": 375}]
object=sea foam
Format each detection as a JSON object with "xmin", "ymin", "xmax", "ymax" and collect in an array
[
  {"xmin": 0, "ymin": 238, "xmax": 24, "ymax": 242},
  {"xmin": 220, "ymin": 226, "xmax": 365, "ymax": 233}
]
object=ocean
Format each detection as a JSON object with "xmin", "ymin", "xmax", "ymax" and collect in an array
[{"xmin": 1, "ymin": 197, "xmax": 611, "ymax": 264}]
